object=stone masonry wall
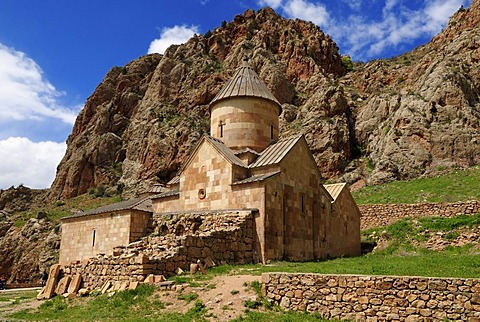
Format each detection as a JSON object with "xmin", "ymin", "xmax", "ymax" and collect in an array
[
  {"xmin": 63, "ymin": 210, "xmax": 255, "ymax": 290},
  {"xmin": 359, "ymin": 200, "xmax": 480, "ymax": 229},
  {"xmin": 262, "ymin": 273, "xmax": 480, "ymax": 321}
]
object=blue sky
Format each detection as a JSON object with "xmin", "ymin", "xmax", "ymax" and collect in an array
[{"xmin": 0, "ymin": 0, "xmax": 471, "ymax": 189}]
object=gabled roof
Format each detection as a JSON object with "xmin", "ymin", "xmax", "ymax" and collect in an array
[
  {"xmin": 206, "ymin": 136, "xmax": 246, "ymax": 168},
  {"xmin": 151, "ymin": 189, "xmax": 180, "ymax": 200},
  {"xmin": 62, "ymin": 197, "xmax": 152, "ymax": 220},
  {"xmin": 149, "ymin": 184, "xmax": 168, "ymax": 194},
  {"xmin": 209, "ymin": 60, "xmax": 281, "ymax": 111},
  {"xmin": 176, "ymin": 135, "xmax": 246, "ymax": 177},
  {"xmin": 232, "ymin": 171, "xmax": 281, "ymax": 185},
  {"xmin": 249, "ymin": 135, "xmax": 303, "ymax": 168},
  {"xmin": 324, "ymin": 183, "xmax": 347, "ymax": 201},
  {"xmin": 167, "ymin": 176, "xmax": 180, "ymax": 185},
  {"xmin": 233, "ymin": 147, "xmax": 261, "ymax": 156}
]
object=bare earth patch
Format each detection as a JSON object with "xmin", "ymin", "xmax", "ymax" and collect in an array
[
  {"xmin": 0, "ymin": 289, "xmax": 43, "ymax": 320},
  {"xmin": 157, "ymin": 274, "xmax": 262, "ymax": 321},
  {"xmin": 0, "ymin": 275, "xmax": 262, "ymax": 321}
]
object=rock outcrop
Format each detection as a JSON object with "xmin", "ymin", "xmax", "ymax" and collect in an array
[
  {"xmin": 49, "ymin": 4, "xmax": 480, "ymax": 198},
  {"xmin": 344, "ymin": 2, "xmax": 480, "ymax": 186},
  {"xmin": 46, "ymin": 3, "xmax": 480, "ymax": 198},
  {"xmin": 49, "ymin": 7, "xmax": 349, "ymax": 199},
  {"xmin": 0, "ymin": 215, "xmax": 60, "ymax": 285}
]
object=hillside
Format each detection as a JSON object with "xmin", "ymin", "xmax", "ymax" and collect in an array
[
  {"xmin": 352, "ymin": 166, "xmax": 480, "ymax": 204},
  {"xmin": 1, "ymin": 2, "xmax": 480, "ymax": 286},
  {"xmin": 49, "ymin": 1, "xmax": 480, "ymax": 199}
]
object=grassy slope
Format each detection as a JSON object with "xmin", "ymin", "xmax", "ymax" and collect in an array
[
  {"xmin": 12, "ymin": 193, "xmax": 121, "ymax": 226},
  {"xmin": 9, "ymin": 213, "xmax": 480, "ymax": 321},
  {"xmin": 8, "ymin": 168, "xmax": 480, "ymax": 320},
  {"xmin": 352, "ymin": 166, "xmax": 480, "ymax": 204}
]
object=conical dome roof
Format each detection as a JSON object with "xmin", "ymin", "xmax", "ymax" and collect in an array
[{"xmin": 209, "ymin": 60, "xmax": 281, "ymax": 112}]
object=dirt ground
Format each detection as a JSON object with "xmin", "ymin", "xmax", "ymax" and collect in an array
[
  {"xmin": 0, "ymin": 288, "xmax": 43, "ymax": 320},
  {"xmin": 160, "ymin": 274, "xmax": 262, "ymax": 321},
  {"xmin": 0, "ymin": 275, "xmax": 262, "ymax": 321}
]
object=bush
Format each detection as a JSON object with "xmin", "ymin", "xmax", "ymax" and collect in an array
[{"xmin": 341, "ymin": 55, "xmax": 354, "ymax": 72}]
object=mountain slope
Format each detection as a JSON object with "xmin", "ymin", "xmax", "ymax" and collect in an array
[
  {"xmin": 49, "ymin": 8, "xmax": 349, "ymax": 199},
  {"xmin": 50, "ymin": 3, "xmax": 480, "ymax": 199},
  {"xmin": 344, "ymin": 1, "xmax": 480, "ymax": 186}
]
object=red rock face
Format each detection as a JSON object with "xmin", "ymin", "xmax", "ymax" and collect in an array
[{"xmin": 50, "ymin": 3, "xmax": 480, "ymax": 199}]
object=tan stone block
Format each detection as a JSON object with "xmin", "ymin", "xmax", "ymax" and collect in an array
[
  {"xmin": 38, "ymin": 264, "xmax": 61, "ymax": 300},
  {"xmin": 197, "ymin": 260, "xmax": 206, "ymax": 275},
  {"xmin": 67, "ymin": 274, "xmax": 82, "ymax": 294},
  {"xmin": 78, "ymin": 288, "xmax": 90, "ymax": 296},
  {"xmin": 190, "ymin": 263, "xmax": 199, "ymax": 274},
  {"xmin": 128, "ymin": 281, "xmax": 139, "ymax": 290},
  {"xmin": 55, "ymin": 276, "xmax": 71, "ymax": 295},
  {"xmin": 135, "ymin": 254, "xmax": 149, "ymax": 264},
  {"xmin": 144, "ymin": 274, "xmax": 155, "ymax": 284},
  {"xmin": 154, "ymin": 275, "xmax": 166, "ymax": 283},
  {"xmin": 100, "ymin": 281, "xmax": 112, "ymax": 294},
  {"xmin": 119, "ymin": 281, "xmax": 129, "ymax": 291},
  {"xmin": 175, "ymin": 267, "xmax": 185, "ymax": 275}
]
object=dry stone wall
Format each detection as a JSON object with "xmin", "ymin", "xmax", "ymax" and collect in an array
[
  {"xmin": 263, "ymin": 273, "xmax": 480, "ymax": 321},
  {"xmin": 359, "ymin": 200, "xmax": 480, "ymax": 229},
  {"xmin": 63, "ymin": 210, "xmax": 255, "ymax": 290}
]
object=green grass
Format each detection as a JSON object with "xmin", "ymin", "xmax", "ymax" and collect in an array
[
  {"xmin": 10, "ymin": 285, "xmax": 208, "ymax": 322},
  {"xmin": 12, "ymin": 193, "xmax": 122, "ymax": 226},
  {"xmin": 352, "ymin": 166, "xmax": 480, "ymax": 204},
  {"xmin": 206, "ymin": 213, "xmax": 480, "ymax": 279},
  {"xmin": 362, "ymin": 213, "xmax": 480, "ymax": 244},
  {"xmin": 206, "ymin": 250, "xmax": 480, "ymax": 279},
  {"xmin": 232, "ymin": 311, "xmax": 344, "ymax": 321},
  {"xmin": 11, "ymin": 213, "xmax": 480, "ymax": 321},
  {"xmin": 0, "ymin": 290, "xmax": 38, "ymax": 302},
  {"xmin": 10, "ymin": 285, "xmax": 339, "ymax": 322}
]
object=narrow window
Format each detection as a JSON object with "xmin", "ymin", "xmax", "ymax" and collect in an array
[
  {"xmin": 219, "ymin": 121, "xmax": 225, "ymax": 138},
  {"xmin": 270, "ymin": 125, "xmax": 274, "ymax": 140},
  {"xmin": 301, "ymin": 195, "xmax": 305, "ymax": 213},
  {"xmin": 92, "ymin": 229, "xmax": 96, "ymax": 247}
]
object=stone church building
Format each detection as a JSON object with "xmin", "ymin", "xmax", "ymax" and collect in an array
[{"xmin": 60, "ymin": 61, "xmax": 361, "ymax": 265}]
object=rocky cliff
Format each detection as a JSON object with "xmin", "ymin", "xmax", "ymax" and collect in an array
[
  {"xmin": 346, "ymin": 1, "xmax": 480, "ymax": 187},
  {"xmin": 0, "ymin": 187, "xmax": 59, "ymax": 285},
  {"xmin": 48, "ymin": 3, "xmax": 479, "ymax": 198}
]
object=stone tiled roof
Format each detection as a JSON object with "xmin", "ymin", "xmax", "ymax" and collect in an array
[
  {"xmin": 324, "ymin": 183, "xmax": 347, "ymax": 201},
  {"xmin": 233, "ymin": 147, "xmax": 261, "ymax": 156},
  {"xmin": 167, "ymin": 176, "xmax": 180, "ymax": 185},
  {"xmin": 232, "ymin": 171, "xmax": 281, "ymax": 185},
  {"xmin": 177, "ymin": 135, "xmax": 246, "ymax": 176},
  {"xmin": 62, "ymin": 197, "xmax": 152, "ymax": 220},
  {"xmin": 149, "ymin": 184, "xmax": 168, "ymax": 194},
  {"xmin": 205, "ymin": 136, "xmax": 246, "ymax": 168},
  {"xmin": 209, "ymin": 60, "xmax": 281, "ymax": 111},
  {"xmin": 151, "ymin": 190, "xmax": 180, "ymax": 199},
  {"xmin": 249, "ymin": 135, "xmax": 302, "ymax": 168}
]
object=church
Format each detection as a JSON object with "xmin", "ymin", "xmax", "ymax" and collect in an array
[{"xmin": 60, "ymin": 60, "xmax": 361, "ymax": 265}]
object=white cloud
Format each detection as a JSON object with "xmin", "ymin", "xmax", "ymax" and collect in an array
[
  {"xmin": 327, "ymin": 0, "xmax": 470, "ymax": 60},
  {"xmin": 425, "ymin": 0, "xmax": 465, "ymax": 27},
  {"xmin": 0, "ymin": 44, "xmax": 78, "ymax": 125},
  {"xmin": 341, "ymin": 0, "xmax": 363, "ymax": 11},
  {"xmin": 0, "ymin": 137, "xmax": 66, "ymax": 189},
  {"xmin": 258, "ymin": 0, "xmax": 283, "ymax": 9},
  {"xmin": 147, "ymin": 25, "xmax": 199, "ymax": 54},
  {"xmin": 283, "ymin": 0, "xmax": 330, "ymax": 25},
  {"xmin": 256, "ymin": 0, "xmax": 470, "ymax": 60}
]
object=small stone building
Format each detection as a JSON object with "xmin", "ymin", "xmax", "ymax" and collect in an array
[
  {"xmin": 59, "ymin": 60, "xmax": 361, "ymax": 265},
  {"xmin": 60, "ymin": 198, "xmax": 152, "ymax": 264}
]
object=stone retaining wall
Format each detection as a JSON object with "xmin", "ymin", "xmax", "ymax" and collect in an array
[
  {"xmin": 359, "ymin": 201, "xmax": 480, "ymax": 229},
  {"xmin": 262, "ymin": 273, "xmax": 480, "ymax": 321},
  {"xmin": 63, "ymin": 210, "xmax": 255, "ymax": 290}
]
